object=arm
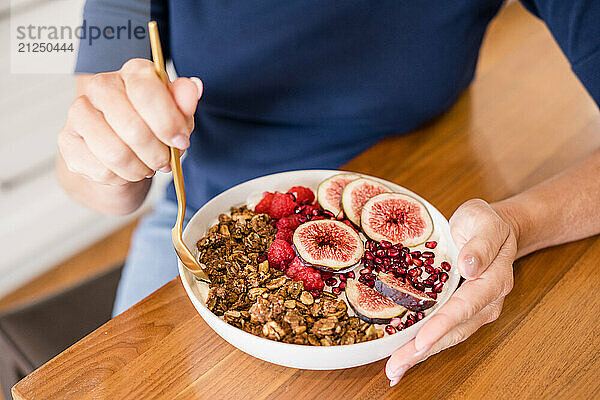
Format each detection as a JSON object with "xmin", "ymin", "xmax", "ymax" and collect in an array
[{"xmin": 495, "ymin": 147, "xmax": 600, "ymax": 259}]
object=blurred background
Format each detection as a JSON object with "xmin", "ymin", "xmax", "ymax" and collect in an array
[{"xmin": 0, "ymin": 0, "xmax": 168, "ymax": 305}]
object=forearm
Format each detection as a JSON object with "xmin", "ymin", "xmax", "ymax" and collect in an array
[
  {"xmin": 493, "ymin": 148, "xmax": 600, "ymax": 258},
  {"xmin": 57, "ymin": 154, "xmax": 151, "ymax": 216}
]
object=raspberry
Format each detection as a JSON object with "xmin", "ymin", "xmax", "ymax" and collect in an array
[
  {"xmin": 286, "ymin": 257, "xmax": 324, "ymax": 291},
  {"xmin": 287, "ymin": 186, "xmax": 315, "ymax": 205},
  {"xmin": 269, "ymin": 192, "xmax": 297, "ymax": 219},
  {"xmin": 254, "ymin": 192, "xmax": 274, "ymax": 214},
  {"xmin": 275, "ymin": 228, "xmax": 294, "ymax": 243},
  {"xmin": 276, "ymin": 214, "xmax": 301, "ymax": 231},
  {"xmin": 267, "ymin": 239, "xmax": 295, "ymax": 269}
]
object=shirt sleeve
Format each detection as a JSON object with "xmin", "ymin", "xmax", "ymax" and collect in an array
[
  {"xmin": 520, "ymin": 0, "xmax": 600, "ymax": 107},
  {"xmin": 75, "ymin": 0, "xmax": 169, "ymax": 74}
]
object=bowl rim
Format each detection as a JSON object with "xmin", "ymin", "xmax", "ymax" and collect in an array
[{"xmin": 178, "ymin": 169, "xmax": 460, "ymax": 354}]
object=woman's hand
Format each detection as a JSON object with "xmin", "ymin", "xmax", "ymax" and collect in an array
[
  {"xmin": 386, "ymin": 199, "xmax": 518, "ymax": 386},
  {"xmin": 58, "ymin": 58, "xmax": 203, "ymax": 186}
]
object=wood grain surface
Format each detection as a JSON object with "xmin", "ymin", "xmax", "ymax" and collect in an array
[{"xmin": 13, "ymin": 3, "xmax": 600, "ymax": 399}]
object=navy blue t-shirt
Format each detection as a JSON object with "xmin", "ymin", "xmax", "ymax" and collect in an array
[{"xmin": 76, "ymin": 0, "xmax": 600, "ymax": 211}]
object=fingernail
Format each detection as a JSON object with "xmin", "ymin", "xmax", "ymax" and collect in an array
[
  {"xmin": 190, "ymin": 77, "xmax": 203, "ymax": 99},
  {"xmin": 159, "ymin": 165, "xmax": 171, "ymax": 173},
  {"xmin": 390, "ymin": 364, "xmax": 410, "ymax": 384},
  {"xmin": 172, "ymin": 135, "xmax": 189, "ymax": 150},
  {"xmin": 464, "ymin": 255, "xmax": 478, "ymax": 276}
]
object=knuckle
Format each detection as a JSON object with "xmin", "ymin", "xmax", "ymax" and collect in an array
[
  {"xmin": 105, "ymin": 146, "xmax": 133, "ymax": 168},
  {"xmin": 68, "ymin": 95, "xmax": 90, "ymax": 119},
  {"xmin": 121, "ymin": 58, "xmax": 153, "ymax": 75},
  {"xmin": 87, "ymin": 73, "xmax": 112, "ymax": 97}
]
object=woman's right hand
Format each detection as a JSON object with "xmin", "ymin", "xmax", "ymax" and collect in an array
[{"xmin": 58, "ymin": 58, "xmax": 203, "ymax": 186}]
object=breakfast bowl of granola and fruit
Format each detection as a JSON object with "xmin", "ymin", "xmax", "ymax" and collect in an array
[{"xmin": 178, "ymin": 170, "xmax": 459, "ymax": 369}]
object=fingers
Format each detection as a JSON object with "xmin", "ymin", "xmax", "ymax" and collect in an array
[
  {"xmin": 450, "ymin": 199, "xmax": 511, "ymax": 278},
  {"xmin": 66, "ymin": 95, "xmax": 153, "ymax": 182},
  {"xmin": 171, "ymin": 77, "xmax": 203, "ymax": 117},
  {"xmin": 413, "ymin": 254, "xmax": 510, "ymax": 354},
  {"xmin": 58, "ymin": 129, "xmax": 127, "ymax": 185},
  {"xmin": 386, "ymin": 298, "xmax": 504, "ymax": 386},
  {"xmin": 85, "ymin": 72, "xmax": 171, "ymax": 173},
  {"xmin": 120, "ymin": 59, "xmax": 194, "ymax": 150}
]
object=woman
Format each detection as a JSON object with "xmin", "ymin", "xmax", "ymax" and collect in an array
[{"xmin": 57, "ymin": 0, "xmax": 600, "ymax": 386}]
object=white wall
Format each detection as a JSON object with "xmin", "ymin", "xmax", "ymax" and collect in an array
[{"xmin": 0, "ymin": 0, "xmax": 168, "ymax": 297}]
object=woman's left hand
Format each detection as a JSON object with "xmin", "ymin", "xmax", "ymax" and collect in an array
[{"xmin": 386, "ymin": 199, "xmax": 518, "ymax": 386}]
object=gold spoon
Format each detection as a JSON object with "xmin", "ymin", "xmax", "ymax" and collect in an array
[{"xmin": 148, "ymin": 21, "xmax": 210, "ymax": 282}]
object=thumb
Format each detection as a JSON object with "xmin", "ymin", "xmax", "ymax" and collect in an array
[
  {"xmin": 449, "ymin": 199, "xmax": 510, "ymax": 279},
  {"xmin": 170, "ymin": 77, "xmax": 203, "ymax": 117}
]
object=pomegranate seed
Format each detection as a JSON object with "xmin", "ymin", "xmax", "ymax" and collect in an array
[
  {"xmin": 322, "ymin": 210, "xmax": 334, "ymax": 218},
  {"xmin": 358, "ymin": 275, "xmax": 366, "ymax": 283},
  {"xmin": 346, "ymin": 271, "xmax": 355, "ymax": 279},
  {"xmin": 411, "ymin": 251, "xmax": 421, "ymax": 258},
  {"xmin": 339, "ymin": 281, "xmax": 346, "ymax": 290},
  {"xmin": 376, "ymin": 249, "xmax": 387, "ymax": 258},
  {"xmin": 294, "ymin": 205, "xmax": 305, "ymax": 214},
  {"xmin": 413, "ymin": 259, "xmax": 423, "ymax": 267},
  {"xmin": 381, "ymin": 240, "xmax": 392, "ymax": 248},
  {"xmin": 441, "ymin": 261, "xmax": 451, "ymax": 271},
  {"xmin": 416, "ymin": 312, "xmax": 425, "ymax": 320},
  {"xmin": 423, "ymin": 279, "xmax": 434, "ymax": 288},
  {"xmin": 367, "ymin": 280, "xmax": 375, "ymax": 288},
  {"xmin": 405, "ymin": 254, "xmax": 414, "ymax": 265},
  {"xmin": 394, "ymin": 243, "xmax": 404, "ymax": 250},
  {"xmin": 375, "ymin": 266, "xmax": 382, "ymax": 273},
  {"xmin": 433, "ymin": 282, "xmax": 443, "ymax": 293},
  {"xmin": 385, "ymin": 325, "xmax": 397, "ymax": 335},
  {"xmin": 366, "ymin": 273, "xmax": 377, "ymax": 280},
  {"xmin": 413, "ymin": 282, "xmax": 425, "ymax": 291},
  {"xmin": 424, "ymin": 265, "xmax": 435, "ymax": 274},
  {"xmin": 429, "ymin": 274, "xmax": 439, "ymax": 282},
  {"xmin": 398, "ymin": 322, "xmax": 406, "ymax": 330},
  {"xmin": 325, "ymin": 277, "xmax": 337, "ymax": 286},
  {"xmin": 364, "ymin": 251, "xmax": 374, "ymax": 260},
  {"xmin": 312, "ymin": 208, "xmax": 321, "ymax": 216},
  {"xmin": 439, "ymin": 272, "xmax": 449, "ymax": 282},
  {"xmin": 309, "ymin": 290, "xmax": 321, "ymax": 297},
  {"xmin": 364, "ymin": 260, "xmax": 374, "ymax": 268},
  {"xmin": 257, "ymin": 253, "xmax": 267, "ymax": 263},
  {"xmin": 422, "ymin": 251, "xmax": 435, "ymax": 259},
  {"xmin": 332, "ymin": 287, "xmax": 341, "ymax": 295},
  {"xmin": 405, "ymin": 320, "xmax": 414, "ymax": 327},
  {"xmin": 387, "ymin": 248, "xmax": 400, "ymax": 257},
  {"xmin": 298, "ymin": 216, "xmax": 307, "ymax": 223},
  {"xmin": 390, "ymin": 317, "xmax": 402, "ymax": 328},
  {"xmin": 408, "ymin": 268, "xmax": 421, "ymax": 277},
  {"xmin": 427, "ymin": 292, "xmax": 437, "ymax": 299},
  {"xmin": 425, "ymin": 241, "xmax": 438, "ymax": 249},
  {"xmin": 374, "ymin": 257, "xmax": 383, "ymax": 265},
  {"xmin": 321, "ymin": 271, "xmax": 333, "ymax": 280},
  {"xmin": 407, "ymin": 314, "xmax": 416, "ymax": 322},
  {"xmin": 339, "ymin": 274, "xmax": 347, "ymax": 282},
  {"xmin": 383, "ymin": 258, "xmax": 391, "ymax": 267},
  {"xmin": 426, "ymin": 258, "xmax": 435, "ymax": 265},
  {"xmin": 360, "ymin": 268, "xmax": 371, "ymax": 275}
]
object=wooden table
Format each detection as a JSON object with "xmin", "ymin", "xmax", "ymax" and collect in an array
[{"xmin": 13, "ymin": 3, "xmax": 600, "ymax": 399}]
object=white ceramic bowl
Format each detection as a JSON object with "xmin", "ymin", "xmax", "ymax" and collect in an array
[{"xmin": 178, "ymin": 170, "xmax": 459, "ymax": 370}]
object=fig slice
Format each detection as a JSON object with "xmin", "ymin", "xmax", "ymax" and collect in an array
[
  {"xmin": 375, "ymin": 272, "xmax": 436, "ymax": 312},
  {"xmin": 317, "ymin": 173, "xmax": 360, "ymax": 217},
  {"xmin": 341, "ymin": 178, "xmax": 391, "ymax": 226},
  {"xmin": 345, "ymin": 278, "xmax": 407, "ymax": 324},
  {"xmin": 361, "ymin": 193, "xmax": 433, "ymax": 246},
  {"xmin": 293, "ymin": 219, "xmax": 364, "ymax": 272}
]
